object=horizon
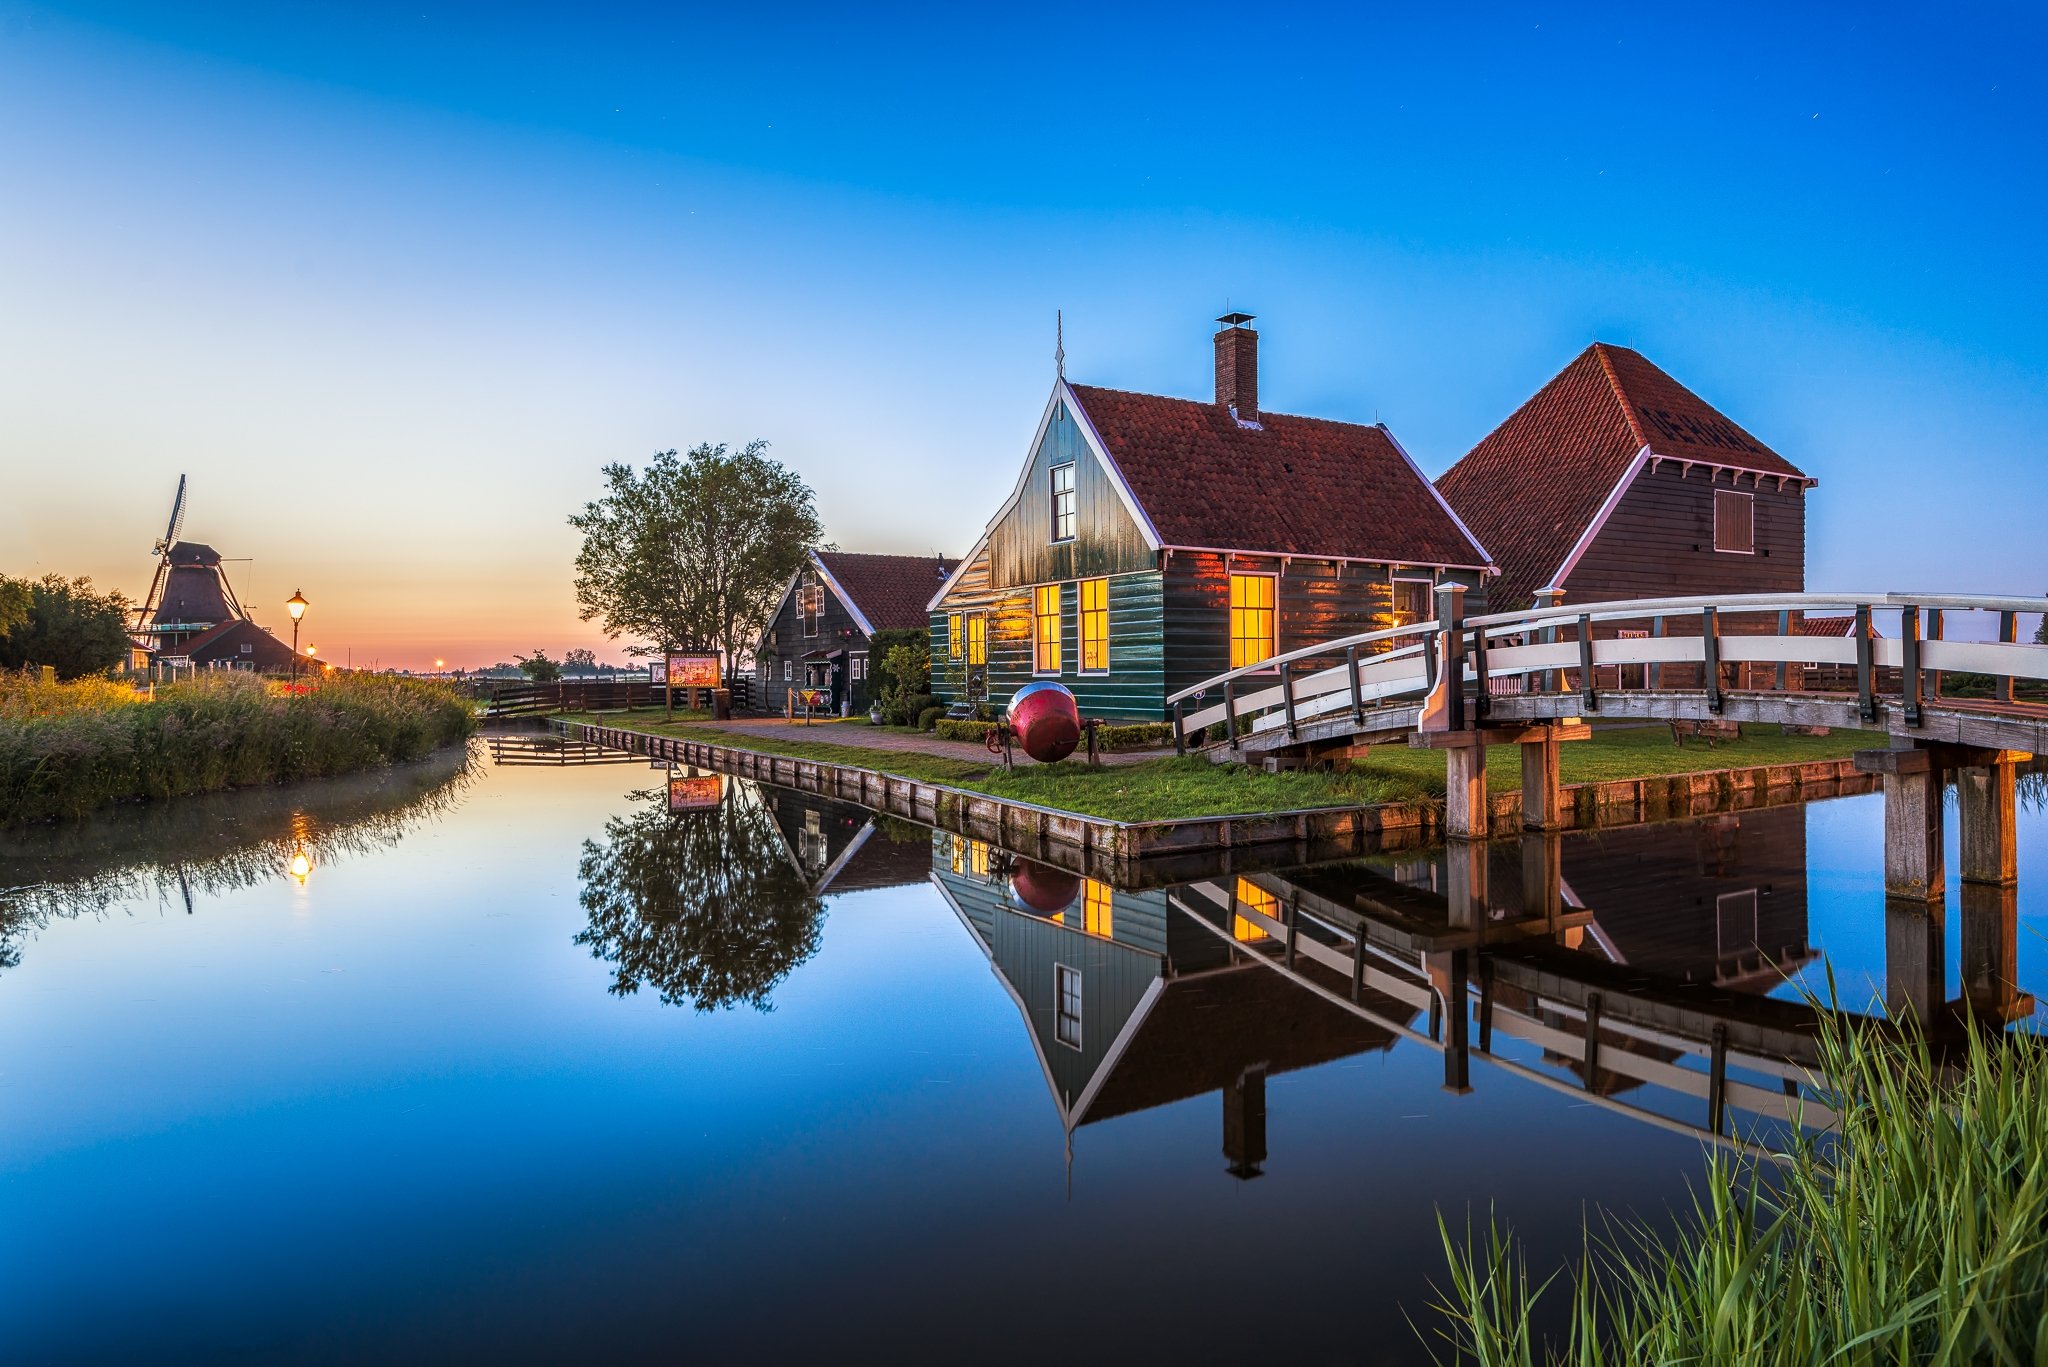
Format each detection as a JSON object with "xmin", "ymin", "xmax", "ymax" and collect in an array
[{"xmin": 3, "ymin": 2, "xmax": 2043, "ymax": 669}]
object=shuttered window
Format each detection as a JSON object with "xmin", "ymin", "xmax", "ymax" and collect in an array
[
  {"xmin": 1078, "ymin": 577, "xmax": 1109, "ymax": 673},
  {"xmin": 1229, "ymin": 573, "xmax": 1277, "ymax": 670},
  {"xmin": 1714, "ymin": 490, "xmax": 1755, "ymax": 554},
  {"xmin": 1050, "ymin": 463, "xmax": 1076, "ymax": 542},
  {"xmin": 1034, "ymin": 584, "xmax": 1062, "ymax": 674}
]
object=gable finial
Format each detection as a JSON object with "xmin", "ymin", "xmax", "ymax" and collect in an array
[{"xmin": 1055, "ymin": 309, "xmax": 1065, "ymax": 381}]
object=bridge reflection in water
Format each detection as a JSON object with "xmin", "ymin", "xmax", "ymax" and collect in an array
[{"xmin": 922, "ymin": 802, "xmax": 2037, "ymax": 1172}]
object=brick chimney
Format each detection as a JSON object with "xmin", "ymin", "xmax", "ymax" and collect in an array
[{"xmin": 1214, "ymin": 312, "xmax": 1258, "ymax": 421}]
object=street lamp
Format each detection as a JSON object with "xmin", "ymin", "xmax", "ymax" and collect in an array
[{"xmin": 286, "ymin": 590, "xmax": 309, "ymax": 684}]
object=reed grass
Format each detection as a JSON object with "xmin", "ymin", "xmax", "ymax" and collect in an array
[
  {"xmin": 0, "ymin": 668, "xmax": 139, "ymax": 720},
  {"xmin": 0, "ymin": 672, "xmax": 477, "ymax": 827},
  {"xmin": 1425, "ymin": 998, "xmax": 2048, "ymax": 1364}
]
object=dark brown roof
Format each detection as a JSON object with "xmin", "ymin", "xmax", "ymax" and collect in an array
[
  {"xmin": 1066, "ymin": 384, "xmax": 1490, "ymax": 567},
  {"xmin": 816, "ymin": 551, "xmax": 958, "ymax": 633},
  {"xmin": 172, "ymin": 617, "xmax": 299, "ymax": 668},
  {"xmin": 1794, "ymin": 615, "xmax": 1875, "ymax": 638},
  {"xmin": 1435, "ymin": 344, "xmax": 1810, "ymax": 613}
]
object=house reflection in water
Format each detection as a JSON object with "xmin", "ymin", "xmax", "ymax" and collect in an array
[
  {"xmin": 758, "ymin": 788, "xmax": 935, "ymax": 897},
  {"xmin": 929, "ymin": 834, "xmax": 1417, "ymax": 1179}
]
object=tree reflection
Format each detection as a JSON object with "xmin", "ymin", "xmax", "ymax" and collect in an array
[{"xmin": 574, "ymin": 784, "xmax": 826, "ymax": 1012}]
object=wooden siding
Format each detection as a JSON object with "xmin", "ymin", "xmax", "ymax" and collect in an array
[
  {"xmin": 933, "ymin": 559, "xmax": 1167, "ymax": 721},
  {"xmin": 754, "ymin": 566, "xmax": 876, "ymax": 713},
  {"xmin": 986, "ymin": 398, "xmax": 1156, "ymax": 589},
  {"xmin": 1568, "ymin": 463, "xmax": 1805, "ymax": 605}
]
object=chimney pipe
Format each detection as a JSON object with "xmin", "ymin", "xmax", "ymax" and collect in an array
[{"xmin": 1214, "ymin": 312, "xmax": 1258, "ymax": 421}]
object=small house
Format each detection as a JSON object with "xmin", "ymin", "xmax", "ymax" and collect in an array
[
  {"xmin": 927, "ymin": 315, "xmax": 1495, "ymax": 721},
  {"xmin": 1435, "ymin": 343, "xmax": 1816, "ymax": 616},
  {"xmin": 754, "ymin": 550, "xmax": 958, "ymax": 715}
]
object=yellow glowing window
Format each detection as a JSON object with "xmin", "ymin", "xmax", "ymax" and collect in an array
[
  {"xmin": 949, "ymin": 613, "xmax": 963, "ymax": 659},
  {"xmin": 967, "ymin": 615, "xmax": 987, "ymax": 666},
  {"xmin": 1233, "ymin": 877, "xmax": 1277, "ymax": 942},
  {"xmin": 1083, "ymin": 879, "xmax": 1113, "ymax": 937},
  {"xmin": 1034, "ymin": 584, "xmax": 1063, "ymax": 674},
  {"xmin": 1229, "ymin": 573, "xmax": 1276, "ymax": 670},
  {"xmin": 1079, "ymin": 578, "xmax": 1109, "ymax": 673},
  {"xmin": 1391, "ymin": 578, "xmax": 1432, "ymax": 625}
]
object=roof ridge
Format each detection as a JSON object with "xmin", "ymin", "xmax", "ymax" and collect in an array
[
  {"xmin": 1067, "ymin": 381, "xmax": 1387, "ymax": 435},
  {"xmin": 1590, "ymin": 342, "xmax": 1650, "ymax": 449}
]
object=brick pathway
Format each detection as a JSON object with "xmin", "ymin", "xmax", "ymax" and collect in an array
[{"xmin": 698, "ymin": 717, "xmax": 1162, "ymax": 768}]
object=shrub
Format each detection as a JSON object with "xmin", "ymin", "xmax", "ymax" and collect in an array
[
  {"xmin": 935, "ymin": 719, "xmax": 998, "ymax": 744},
  {"xmin": 0, "ymin": 668, "xmax": 138, "ymax": 721},
  {"xmin": 1098, "ymin": 722, "xmax": 1175, "ymax": 750},
  {"xmin": 915, "ymin": 705, "xmax": 947, "ymax": 732},
  {"xmin": 0, "ymin": 672, "xmax": 477, "ymax": 827}
]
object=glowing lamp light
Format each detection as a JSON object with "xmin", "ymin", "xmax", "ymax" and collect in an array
[
  {"xmin": 286, "ymin": 590, "xmax": 309, "ymax": 623},
  {"xmin": 304, "ymin": 646, "xmax": 317, "ymax": 657}
]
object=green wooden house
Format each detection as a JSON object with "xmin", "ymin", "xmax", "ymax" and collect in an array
[{"xmin": 927, "ymin": 314, "xmax": 1495, "ymax": 721}]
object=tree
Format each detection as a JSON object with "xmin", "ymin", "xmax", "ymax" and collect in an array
[
  {"xmin": 0, "ymin": 578, "xmax": 29, "ymax": 642},
  {"xmin": 2036, "ymin": 602, "xmax": 2047, "ymax": 646},
  {"xmin": 515, "ymin": 649, "xmax": 562, "ymax": 682},
  {"xmin": 569, "ymin": 442, "xmax": 823, "ymax": 715},
  {"xmin": 0, "ymin": 575, "xmax": 131, "ymax": 679},
  {"xmin": 563, "ymin": 647, "xmax": 597, "ymax": 676},
  {"xmin": 574, "ymin": 785, "xmax": 826, "ymax": 1011}
]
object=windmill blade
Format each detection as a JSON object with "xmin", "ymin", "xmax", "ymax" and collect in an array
[{"xmin": 160, "ymin": 474, "xmax": 188, "ymax": 552}]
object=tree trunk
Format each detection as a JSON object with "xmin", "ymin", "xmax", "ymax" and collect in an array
[{"xmin": 663, "ymin": 649, "xmax": 673, "ymax": 720}]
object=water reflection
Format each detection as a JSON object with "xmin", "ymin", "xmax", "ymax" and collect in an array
[{"xmin": 0, "ymin": 743, "xmax": 476, "ymax": 968}]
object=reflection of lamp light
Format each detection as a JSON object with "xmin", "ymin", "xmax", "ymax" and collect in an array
[{"xmin": 288, "ymin": 848, "xmax": 312, "ymax": 883}]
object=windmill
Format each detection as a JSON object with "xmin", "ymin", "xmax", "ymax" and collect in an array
[
  {"xmin": 135, "ymin": 475, "xmax": 189, "ymax": 630},
  {"xmin": 135, "ymin": 477, "xmax": 251, "ymax": 652}
]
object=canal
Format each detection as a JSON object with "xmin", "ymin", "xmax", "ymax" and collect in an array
[{"xmin": 2, "ymin": 737, "xmax": 2042, "ymax": 1364}]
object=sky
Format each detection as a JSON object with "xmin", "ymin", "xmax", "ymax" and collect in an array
[{"xmin": 0, "ymin": 1, "xmax": 2042, "ymax": 670}]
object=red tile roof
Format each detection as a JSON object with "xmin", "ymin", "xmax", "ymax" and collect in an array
[
  {"xmin": 1794, "ymin": 615, "xmax": 1875, "ymax": 638},
  {"xmin": 816, "ymin": 551, "xmax": 959, "ymax": 633},
  {"xmin": 1435, "ymin": 344, "xmax": 1810, "ymax": 613},
  {"xmin": 1067, "ymin": 384, "xmax": 1490, "ymax": 568}
]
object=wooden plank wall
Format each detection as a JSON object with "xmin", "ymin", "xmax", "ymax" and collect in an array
[{"xmin": 986, "ymin": 398, "xmax": 1157, "ymax": 587}]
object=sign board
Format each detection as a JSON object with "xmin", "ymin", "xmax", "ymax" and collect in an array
[
  {"xmin": 795, "ymin": 688, "xmax": 829, "ymax": 710},
  {"xmin": 666, "ymin": 654, "xmax": 721, "ymax": 689},
  {"xmin": 668, "ymin": 772, "xmax": 724, "ymax": 811}
]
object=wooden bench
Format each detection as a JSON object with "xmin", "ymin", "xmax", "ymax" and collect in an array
[{"xmin": 1669, "ymin": 719, "xmax": 1742, "ymax": 748}]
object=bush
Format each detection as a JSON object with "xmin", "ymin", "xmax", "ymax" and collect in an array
[
  {"xmin": 1098, "ymin": 722, "xmax": 1175, "ymax": 750},
  {"xmin": 0, "ymin": 672, "xmax": 478, "ymax": 827},
  {"xmin": 935, "ymin": 719, "xmax": 998, "ymax": 744},
  {"xmin": 915, "ymin": 705, "xmax": 947, "ymax": 732},
  {"xmin": 0, "ymin": 574, "xmax": 132, "ymax": 680}
]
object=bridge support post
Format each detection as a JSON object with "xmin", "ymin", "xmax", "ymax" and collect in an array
[
  {"xmin": 1222, "ymin": 1066, "xmax": 1267, "ymax": 1181},
  {"xmin": 1961, "ymin": 883, "xmax": 2033, "ymax": 1022},
  {"xmin": 1520, "ymin": 729, "xmax": 1564, "ymax": 832},
  {"xmin": 1520, "ymin": 833, "xmax": 1563, "ymax": 925},
  {"xmin": 1959, "ymin": 755, "xmax": 2021, "ymax": 887},
  {"xmin": 1856, "ymin": 746, "xmax": 1946, "ymax": 901},
  {"xmin": 1441, "ymin": 948, "xmax": 1472, "ymax": 1095},
  {"xmin": 1442, "ymin": 735, "xmax": 1489, "ymax": 840},
  {"xmin": 1885, "ymin": 897, "xmax": 1947, "ymax": 1023},
  {"xmin": 1444, "ymin": 837, "xmax": 1489, "ymax": 931}
]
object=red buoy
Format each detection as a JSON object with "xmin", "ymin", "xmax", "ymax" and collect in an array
[{"xmin": 1007, "ymin": 681, "xmax": 1082, "ymax": 764}]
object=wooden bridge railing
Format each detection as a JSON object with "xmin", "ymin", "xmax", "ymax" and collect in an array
[{"xmin": 1169, "ymin": 591, "xmax": 2048, "ymax": 753}]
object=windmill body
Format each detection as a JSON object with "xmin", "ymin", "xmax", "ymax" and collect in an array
[{"xmin": 135, "ymin": 478, "xmax": 298, "ymax": 671}]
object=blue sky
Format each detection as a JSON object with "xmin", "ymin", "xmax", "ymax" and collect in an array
[{"xmin": 1, "ymin": 2, "xmax": 2041, "ymax": 664}]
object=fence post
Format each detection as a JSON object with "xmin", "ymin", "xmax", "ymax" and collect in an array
[
  {"xmin": 1223, "ymin": 678, "xmax": 1238, "ymax": 749},
  {"xmin": 1280, "ymin": 660, "xmax": 1298, "ymax": 739},
  {"xmin": 1172, "ymin": 699, "xmax": 1186, "ymax": 755},
  {"xmin": 1856, "ymin": 604, "xmax": 1876, "ymax": 722},
  {"xmin": 1900, "ymin": 604, "xmax": 1923, "ymax": 728},
  {"xmin": 1775, "ymin": 608, "xmax": 1791, "ymax": 691},
  {"xmin": 1535, "ymin": 588, "xmax": 1565, "ymax": 695},
  {"xmin": 1701, "ymin": 606, "xmax": 1722, "ymax": 715},
  {"xmin": 1470, "ymin": 626, "xmax": 1491, "ymax": 719},
  {"xmin": 1346, "ymin": 645, "xmax": 1364, "ymax": 723},
  {"xmin": 1436, "ymin": 583, "xmax": 1467, "ymax": 731},
  {"xmin": 1996, "ymin": 610, "xmax": 2017, "ymax": 705},
  {"xmin": 1577, "ymin": 614, "xmax": 1597, "ymax": 712},
  {"xmin": 1926, "ymin": 607, "xmax": 1944, "ymax": 701}
]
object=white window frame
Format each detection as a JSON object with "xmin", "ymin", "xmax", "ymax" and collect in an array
[
  {"xmin": 1054, "ymin": 963, "xmax": 1083, "ymax": 1050},
  {"xmin": 1078, "ymin": 577, "xmax": 1110, "ymax": 675},
  {"xmin": 851, "ymin": 652, "xmax": 866, "ymax": 682},
  {"xmin": 782, "ymin": 659, "xmax": 793, "ymax": 682},
  {"xmin": 1228, "ymin": 570, "xmax": 1280, "ymax": 673},
  {"xmin": 1713, "ymin": 489, "xmax": 1755, "ymax": 555},
  {"xmin": 1716, "ymin": 889, "xmax": 1760, "ymax": 957},
  {"xmin": 1049, "ymin": 463, "xmax": 1077, "ymax": 544},
  {"xmin": 1032, "ymin": 583, "xmax": 1063, "ymax": 676},
  {"xmin": 802, "ymin": 579, "xmax": 821, "ymax": 636}
]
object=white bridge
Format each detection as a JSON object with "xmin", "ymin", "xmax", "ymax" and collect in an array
[{"xmin": 1169, "ymin": 589, "xmax": 2047, "ymax": 898}]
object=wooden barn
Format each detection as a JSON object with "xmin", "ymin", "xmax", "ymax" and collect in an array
[
  {"xmin": 1435, "ymin": 343, "xmax": 1817, "ymax": 616},
  {"xmin": 927, "ymin": 315, "xmax": 1495, "ymax": 721},
  {"xmin": 753, "ymin": 550, "xmax": 958, "ymax": 716}
]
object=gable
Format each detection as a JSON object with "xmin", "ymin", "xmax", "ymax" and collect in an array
[{"xmin": 981, "ymin": 389, "xmax": 1158, "ymax": 591}]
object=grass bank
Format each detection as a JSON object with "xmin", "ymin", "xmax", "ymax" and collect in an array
[
  {"xmin": 1429, "ymin": 1007, "xmax": 2048, "ymax": 1363},
  {"xmin": 0, "ymin": 672, "xmax": 477, "ymax": 827},
  {"xmin": 560, "ymin": 712, "xmax": 1872, "ymax": 824}
]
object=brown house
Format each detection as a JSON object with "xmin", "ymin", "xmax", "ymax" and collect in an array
[{"xmin": 1436, "ymin": 343, "xmax": 1816, "ymax": 617}]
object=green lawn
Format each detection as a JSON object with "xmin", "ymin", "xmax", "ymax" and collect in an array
[
  {"xmin": 1358, "ymin": 722, "xmax": 1871, "ymax": 795},
  {"xmin": 550, "ymin": 714, "xmax": 1873, "ymax": 822}
]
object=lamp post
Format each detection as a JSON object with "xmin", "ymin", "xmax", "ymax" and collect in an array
[{"xmin": 286, "ymin": 590, "xmax": 308, "ymax": 685}]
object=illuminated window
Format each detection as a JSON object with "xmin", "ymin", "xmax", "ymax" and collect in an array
[
  {"xmin": 1055, "ymin": 964, "xmax": 1083, "ymax": 1048},
  {"xmin": 1050, "ymin": 463, "xmax": 1076, "ymax": 542},
  {"xmin": 802, "ymin": 578, "xmax": 821, "ymax": 637},
  {"xmin": 1034, "ymin": 584, "xmax": 1063, "ymax": 674},
  {"xmin": 948, "ymin": 613, "xmax": 963, "ymax": 659},
  {"xmin": 969, "ymin": 840, "xmax": 989, "ymax": 877},
  {"xmin": 1078, "ymin": 578, "xmax": 1109, "ymax": 673},
  {"xmin": 1714, "ymin": 490, "xmax": 1754, "ymax": 554},
  {"xmin": 1083, "ymin": 879, "xmax": 1113, "ymax": 937},
  {"xmin": 1391, "ymin": 577, "xmax": 1433, "ymax": 625},
  {"xmin": 950, "ymin": 837, "xmax": 966, "ymax": 875},
  {"xmin": 967, "ymin": 615, "xmax": 987, "ymax": 666},
  {"xmin": 1229, "ymin": 573, "xmax": 1276, "ymax": 670},
  {"xmin": 1233, "ymin": 877, "xmax": 1277, "ymax": 942}
]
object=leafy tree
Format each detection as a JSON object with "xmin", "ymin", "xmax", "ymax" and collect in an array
[
  {"xmin": 515, "ymin": 649, "xmax": 562, "ymax": 682},
  {"xmin": 563, "ymin": 647, "xmax": 598, "ymax": 676},
  {"xmin": 0, "ymin": 575, "xmax": 131, "ymax": 679},
  {"xmin": 875, "ymin": 637, "xmax": 932, "ymax": 724},
  {"xmin": 2036, "ymin": 602, "xmax": 2047, "ymax": 646},
  {"xmin": 574, "ymin": 784, "xmax": 826, "ymax": 1011},
  {"xmin": 0, "ymin": 577, "xmax": 29, "ymax": 641},
  {"xmin": 569, "ymin": 442, "xmax": 823, "ymax": 715}
]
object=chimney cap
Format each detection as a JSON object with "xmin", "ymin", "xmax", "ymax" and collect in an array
[{"xmin": 1216, "ymin": 311, "xmax": 1256, "ymax": 328}]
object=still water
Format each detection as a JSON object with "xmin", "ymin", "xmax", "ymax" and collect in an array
[{"xmin": 2, "ymin": 738, "xmax": 2042, "ymax": 1365}]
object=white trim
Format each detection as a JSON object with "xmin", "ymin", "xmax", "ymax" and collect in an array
[
  {"xmin": 926, "ymin": 380, "xmax": 1164, "ymax": 613},
  {"xmin": 1031, "ymin": 582, "xmax": 1064, "ymax": 676},
  {"xmin": 1053, "ymin": 962, "xmax": 1084, "ymax": 1050},
  {"xmin": 1648, "ymin": 452, "xmax": 1818, "ymax": 490},
  {"xmin": 808, "ymin": 553, "xmax": 878, "ymax": 637},
  {"xmin": 1544, "ymin": 444, "xmax": 1652, "ymax": 598},
  {"xmin": 1047, "ymin": 460, "xmax": 1077, "ymax": 545},
  {"xmin": 1377, "ymin": 424, "xmax": 1499, "ymax": 573},
  {"xmin": 808, "ymin": 820, "xmax": 876, "ymax": 897},
  {"xmin": 1077, "ymin": 575, "xmax": 1111, "ymax": 675},
  {"xmin": 1712, "ymin": 488, "xmax": 1757, "ymax": 556},
  {"xmin": 1163, "ymin": 545, "xmax": 1491, "ymax": 573}
]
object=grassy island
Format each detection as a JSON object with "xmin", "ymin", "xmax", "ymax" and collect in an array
[{"xmin": 0, "ymin": 671, "xmax": 478, "ymax": 827}]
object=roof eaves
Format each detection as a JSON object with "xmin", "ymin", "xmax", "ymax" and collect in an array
[
  {"xmin": 1376, "ymin": 422, "xmax": 1498, "ymax": 574},
  {"xmin": 1542, "ymin": 444, "xmax": 1653, "ymax": 602},
  {"xmin": 809, "ymin": 553, "xmax": 878, "ymax": 637}
]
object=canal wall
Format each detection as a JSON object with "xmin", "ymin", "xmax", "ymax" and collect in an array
[{"xmin": 553, "ymin": 720, "xmax": 1878, "ymax": 874}]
